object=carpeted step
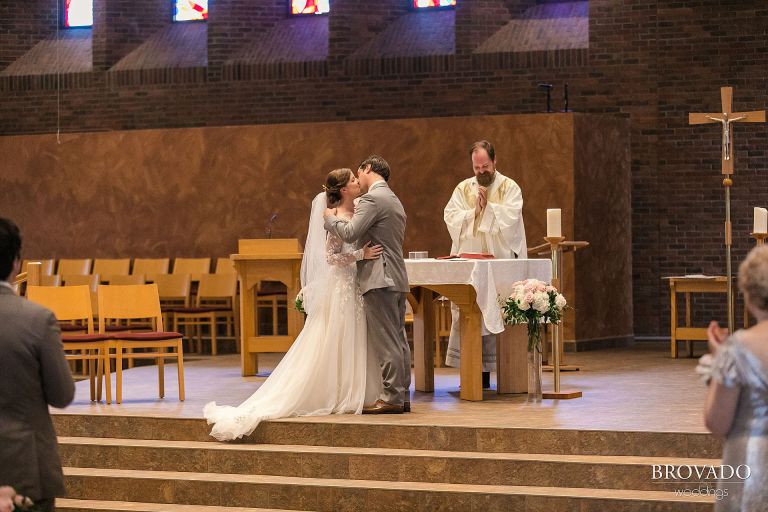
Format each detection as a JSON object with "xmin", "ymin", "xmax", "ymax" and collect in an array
[
  {"xmin": 57, "ymin": 499, "xmax": 285, "ymax": 512},
  {"xmin": 58, "ymin": 436, "xmax": 721, "ymax": 492},
  {"xmin": 63, "ymin": 467, "xmax": 715, "ymax": 512},
  {"xmin": 52, "ymin": 414, "xmax": 720, "ymax": 459}
]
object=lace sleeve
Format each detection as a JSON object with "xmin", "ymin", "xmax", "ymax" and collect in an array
[
  {"xmin": 710, "ymin": 341, "xmax": 743, "ymax": 388},
  {"xmin": 326, "ymin": 233, "xmax": 364, "ymax": 267}
]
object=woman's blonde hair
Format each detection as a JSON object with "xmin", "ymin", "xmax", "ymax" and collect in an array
[{"xmin": 739, "ymin": 245, "xmax": 768, "ymax": 312}]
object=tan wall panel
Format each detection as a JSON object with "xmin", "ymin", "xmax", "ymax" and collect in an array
[{"xmin": 0, "ymin": 113, "xmax": 631, "ymax": 342}]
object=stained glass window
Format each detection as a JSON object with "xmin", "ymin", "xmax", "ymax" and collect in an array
[
  {"xmin": 413, "ymin": 0, "xmax": 456, "ymax": 8},
  {"xmin": 174, "ymin": 0, "xmax": 208, "ymax": 21},
  {"xmin": 291, "ymin": 0, "xmax": 330, "ymax": 15},
  {"xmin": 63, "ymin": 0, "xmax": 93, "ymax": 27}
]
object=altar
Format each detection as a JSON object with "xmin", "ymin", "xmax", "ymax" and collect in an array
[{"xmin": 406, "ymin": 258, "xmax": 551, "ymax": 401}]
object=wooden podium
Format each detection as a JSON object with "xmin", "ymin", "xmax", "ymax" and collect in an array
[{"xmin": 232, "ymin": 239, "xmax": 303, "ymax": 376}]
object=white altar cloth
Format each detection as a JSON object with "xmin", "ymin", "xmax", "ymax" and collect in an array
[{"xmin": 405, "ymin": 258, "xmax": 552, "ymax": 334}]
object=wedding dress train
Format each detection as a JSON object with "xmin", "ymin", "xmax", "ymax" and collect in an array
[{"xmin": 203, "ymin": 232, "xmax": 379, "ymax": 441}]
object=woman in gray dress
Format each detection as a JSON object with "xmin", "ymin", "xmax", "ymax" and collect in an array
[{"xmin": 704, "ymin": 245, "xmax": 768, "ymax": 512}]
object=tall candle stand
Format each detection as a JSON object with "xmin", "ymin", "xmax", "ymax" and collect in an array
[{"xmin": 542, "ymin": 236, "xmax": 582, "ymax": 399}]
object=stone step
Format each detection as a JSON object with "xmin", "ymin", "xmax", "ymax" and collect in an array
[
  {"xmin": 62, "ymin": 467, "xmax": 715, "ymax": 512},
  {"xmin": 58, "ymin": 436, "xmax": 720, "ymax": 492},
  {"xmin": 57, "ymin": 499, "xmax": 285, "ymax": 512},
  {"xmin": 52, "ymin": 414, "xmax": 720, "ymax": 458}
]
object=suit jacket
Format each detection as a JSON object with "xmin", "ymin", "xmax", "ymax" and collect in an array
[
  {"xmin": 324, "ymin": 181, "xmax": 409, "ymax": 295},
  {"xmin": 0, "ymin": 284, "xmax": 75, "ymax": 501}
]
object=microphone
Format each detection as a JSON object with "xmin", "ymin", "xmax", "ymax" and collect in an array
[{"xmin": 265, "ymin": 212, "xmax": 278, "ymax": 239}]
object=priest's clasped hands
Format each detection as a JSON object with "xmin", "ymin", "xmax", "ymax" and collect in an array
[{"xmin": 475, "ymin": 185, "xmax": 488, "ymax": 217}]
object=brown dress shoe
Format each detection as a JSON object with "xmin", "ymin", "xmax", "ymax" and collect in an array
[{"xmin": 362, "ymin": 399, "xmax": 404, "ymax": 414}]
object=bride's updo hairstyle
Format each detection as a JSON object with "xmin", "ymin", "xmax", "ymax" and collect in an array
[
  {"xmin": 324, "ymin": 168, "xmax": 353, "ymax": 206},
  {"xmin": 739, "ymin": 245, "xmax": 768, "ymax": 313}
]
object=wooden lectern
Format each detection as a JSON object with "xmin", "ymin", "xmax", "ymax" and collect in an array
[{"xmin": 232, "ymin": 239, "xmax": 303, "ymax": 376}]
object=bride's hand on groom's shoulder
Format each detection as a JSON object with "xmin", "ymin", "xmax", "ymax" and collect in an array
[
  {"xmin": 324, "ymin": 208, "xmax": 337, "ymax": 218},
  {"xmin": 363, "ymin": 241, "xmax": 383, "ymax": 260}
]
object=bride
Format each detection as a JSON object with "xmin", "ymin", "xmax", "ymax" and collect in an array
[{"xmin": 203, "ymin": 168, "xmax": 382, "ymax": 441}]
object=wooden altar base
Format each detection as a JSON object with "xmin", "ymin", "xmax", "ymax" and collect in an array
[{"xmin": 52, "ymin": 344, "xmax": 717, "ymax": 512}]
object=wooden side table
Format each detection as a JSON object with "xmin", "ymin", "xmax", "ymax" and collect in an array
[{"xmin": 667, "ymin": 276, "xmax": 728, "ymax": 358}]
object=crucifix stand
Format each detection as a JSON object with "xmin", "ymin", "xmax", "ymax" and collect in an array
[{"xmin": 689, "ymin": 87, "xmax": 765, "ymax": 334}]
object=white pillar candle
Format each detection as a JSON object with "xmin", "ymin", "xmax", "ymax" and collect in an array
[
  {"xmin": 754, "ymin": 207, "xmax": 768, "ymax": 234},
  {"xmin": 547, "ymin": 208, "xmax": 562, "ymax": 238}
]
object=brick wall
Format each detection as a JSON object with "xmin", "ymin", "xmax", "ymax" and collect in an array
[
  {"xmin": 93, "ymin": 0, "xmax": 169, "ymax": 71},
  {"xmin": 0, "ymin": 0, "xmax": 58, "ymax": 70},
  {"xmin": 1, "ymin": 0, "xmax": 767, "ymax": 337},
  {"xmin": 208, "ymin": 0, "xmax": 286, "ymax": 78}
]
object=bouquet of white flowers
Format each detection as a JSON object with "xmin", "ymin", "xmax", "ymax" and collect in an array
[
  {"xmin": 294, "ymin": 289, "xmax": 305, "ymax": 314},
  {"xmin": 501, "ymin": 279, "xmax": 567, "ymax": 351}
]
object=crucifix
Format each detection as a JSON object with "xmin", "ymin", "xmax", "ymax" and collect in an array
[{"xmin": 689, "ymin": 87, "xmax": 765, "ymax": 334}]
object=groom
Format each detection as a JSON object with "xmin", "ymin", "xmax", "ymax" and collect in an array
[{"xmin": 324, "ymin": 155, "xmax": 411, "ymax": 414}]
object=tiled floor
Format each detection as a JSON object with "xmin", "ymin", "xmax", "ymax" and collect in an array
[{"xmin": 57, "ymin": 343, "xmax": 709, "ymax": 433}]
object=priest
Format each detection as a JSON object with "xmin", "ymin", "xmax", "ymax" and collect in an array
[{"xmin": 443, "ymin": 140, "xmax": 527, "ymax": 387}]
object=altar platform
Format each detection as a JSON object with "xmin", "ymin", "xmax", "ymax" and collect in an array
[
  {"xmin": 52, "ymin": 344, "xmax": 719, "ymax": 512},
  {"xmin": 55, "ymin": 344, "xmax": 708, "ymax": 433}
]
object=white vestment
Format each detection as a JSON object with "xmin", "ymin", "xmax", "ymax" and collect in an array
[{"xmin": 443, "ymin": 172, "xmax": 527, "ymax": 371}]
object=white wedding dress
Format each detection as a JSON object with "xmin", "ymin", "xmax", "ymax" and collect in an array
[{"xmin": 203, "ymin": 223, "xmax": 380, "ymax": 441}]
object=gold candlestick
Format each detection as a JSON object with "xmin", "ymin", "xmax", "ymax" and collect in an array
[{"xmin": 542, "ymin": 236, "xmax": 581, "ymax": 400}]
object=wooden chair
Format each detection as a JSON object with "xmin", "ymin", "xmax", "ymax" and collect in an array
[
  {"xmin": 62, "ymin": 274, "xmax": 100, "ymax": 317},
  {"xmin": 173, "ymin": 274, "xmax": 238, "ymax": 355},
  {"xmin": 40, "ymin": 274, "xmax": 62, "ymax": 286},
  {"xmin": 154, "ymin": 274, "xmax": 191, "ymax": 334},
  {"xmin": 132, "ymin": 258, "xmax": 170, "ymax": 278},
  {"xmin": 14, "ymin": 262, "xmax": 42, "ymax": 295},
  {"xmin": 22, "ymin": 259, "xmax": 55, "ymax": 276},
  {"xmin": 215, "ymin": 257, "xmax": 236, "ymax": 274},
  {"xmin": 173, "ymin": 258, "xmax": 211, "ymax": 282},
  {"xmin": 26, "ymin": 285, "xmax": 112, "ymax": 403},
  {"xmin": 98, "ymin": 284, "xmax": 185, "ymax": 404},
  {"xmin": 57, "ymin": 258, "xmax": 92, "ymax": 276},
  {"xmin": 434, "ymin": 296, "xmax": 452, "ymax": 368},
  {"xmin": 94, "ymin": 277, "xmax": 153, "ymax": 366},
  {"xmin": 93, "ymin": 258, "xmax": 131, "ymax": 284},
  {"xmin": 106, "ymin": 275, "xmax": 152, "ymax": 339},
  {"xmin": 109, "ymin": 274, "xmax": 146, "ymax": 286}
]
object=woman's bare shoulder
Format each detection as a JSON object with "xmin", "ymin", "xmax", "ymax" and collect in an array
[{"xmin": 737, "ymin": 323, "xmax": 768, "ymax": 362}]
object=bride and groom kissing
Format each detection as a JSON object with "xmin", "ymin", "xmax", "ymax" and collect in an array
[{"xmin": 204, "ymin": 155, "xmax": 410, "ymax": 441}]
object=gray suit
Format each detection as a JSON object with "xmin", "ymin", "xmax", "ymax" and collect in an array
[
  {"xmin": 0, "ymin": 284, "xmax": 75, "ymax": 505},
  {"xmin": 325, "ymin": 181, "xmax": 411, "ymax": 405}
]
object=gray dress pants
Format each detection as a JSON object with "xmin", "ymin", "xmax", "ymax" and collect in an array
[{"xmin": 363, "ymin": 289, "xmax": 411, "ymax": 405}]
